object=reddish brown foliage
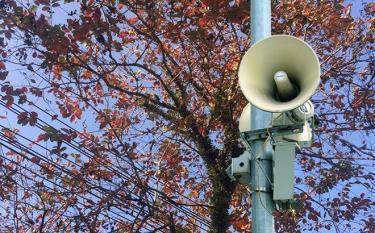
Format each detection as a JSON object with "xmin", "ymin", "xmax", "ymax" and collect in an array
[{"xmin": 0, "ymin": 0, "xmax": 373, "ymax": 232}]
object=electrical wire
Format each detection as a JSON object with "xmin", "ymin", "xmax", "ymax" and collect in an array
[
  {"xmin": 27, "ymin": 94, "xmax": 210, "ymax": 213},
  {"xmin": 0, "ymin": 97, "xmax": 211, "ymax": 227},
  {"xmin": 0, "ymin": 170, "xmax": 141, "ymax": 233},
  {"xmin": 0, "ymin": 150, "xmax": 160, "ymax": 232},
  {"xmin": 0, "ymin": 121, "xmax": 210, "ymax": 231},
  {"xmin": 0, "ymin": 121, "xmax": 208, "ymax": 231},
  {"xmin": 0, "ymin": 135, "xmax": 166, "ymax": 232},
  {"xmin": 0, "ymin": 129, "xmax": 200, "ymax": 232}
]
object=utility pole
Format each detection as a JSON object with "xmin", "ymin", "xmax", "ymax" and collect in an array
[
  {"xmin": 227, "ymin": 1, "xmax": 320, "ymax": 233},
  {"xmin": 249, "ymin": 1, "xmax": 274, "ymax": 232}
]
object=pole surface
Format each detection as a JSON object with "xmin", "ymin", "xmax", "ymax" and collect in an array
[{"xmin": 250, "ymin": 1, "xmax": 274, "ymax": 233}]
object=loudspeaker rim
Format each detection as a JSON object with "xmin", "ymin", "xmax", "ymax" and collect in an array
[{"xmin": 238, "ymin": 35, "xmax": 321, "ymax": 112}]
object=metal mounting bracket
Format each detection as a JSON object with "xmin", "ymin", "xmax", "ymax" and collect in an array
[{"xmin": 240, "ymin": 123, "xmax": 304, "ymax": 143}]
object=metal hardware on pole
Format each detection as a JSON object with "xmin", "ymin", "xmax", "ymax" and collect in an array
[
  {"xmin": 227, "ymin": 1, "xmax": 320, "ymax": 232},
  {"xmin": 250, "ymin": 1, "xmax": 274, "ymax": 233}
]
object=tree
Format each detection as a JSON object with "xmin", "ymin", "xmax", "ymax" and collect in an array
[{"xmin": 0, "ymin": 0, "xmax": 373, "ymax": 232}]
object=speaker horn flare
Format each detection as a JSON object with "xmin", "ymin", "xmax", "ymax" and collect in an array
[{"xmin": 239, "ymin": 35, "xmax": 321, "ymax": 112}]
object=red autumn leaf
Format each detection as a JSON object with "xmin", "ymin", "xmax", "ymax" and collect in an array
[
  {"xmin": 5, "ymin": 151, "xmax": 14, "ymax": 156},
  {"xmin": 17, "ymin": 112, "xmax": 29, "ymax": 126},
  {"xmin": 69, "ymin": 114, "xmax": 76, "ymax": 122},
  {"xmin": 118, "ymin": 31, "xmax": 127, "ymax": 39},
  {"xmin": 74, "ymin": 109, "xmax": 82, "ymax": 119},
  {"xmin": 128, "ymin": 17, "xmax": 138, "ymax": 24},
  {"xmin": 308, "ymin": 213, "xmax": 319, "ymax": 222},
  {"xmin": 39, "ymin": 0, "xmax": 50, "ymax": 5},
  {"xmin": 30, "ymin": 87, "xmax": 43, "ymax": 97},
  {"xmin": 0, "ymin": 71, "xmax": 8, "ymax": 80},
  {"xmin": 51, "ymin": 114, "xmax": 58, "ymax": 120},
  {"xmin": 30, "ymin": 156, "xmax": 40, "ymax": 164},
  {"xmin": 29, "ymin": 111, "xmax": 38, "ymax": 126},
  {"xmin": 35, "ymin": 134, "xmax": 45, "ymax": 143},
  {"xmin": 198, "ymin": 18, "xmax": 207, "ymax": 27},
  {"xmin": 4, "ymin": 95, "xmax": 13, "ymax": 108},
  {"xmin": 23, "ymin": 191, "xmax": 31, "ymax": 199}
]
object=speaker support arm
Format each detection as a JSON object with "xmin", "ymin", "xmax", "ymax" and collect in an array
[
  {"xmin": 240, "ymin": 123, "xmax": 305, "ymax": 142},
  {"xmin": 228, "ymin": 111, "xmax": 315, "ymax": 204}
]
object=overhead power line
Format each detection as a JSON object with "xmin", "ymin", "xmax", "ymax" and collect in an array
[
  {"xmin": 0, "ymin": 94, "xmax": 211, "ymax": 226},
  {"xmin": 0, "ymin": 99, "xmax": 210, "ymax": 230},
  {"xmin": 0, "ymin": 144, "xmax": 161, "ymax": 232}
]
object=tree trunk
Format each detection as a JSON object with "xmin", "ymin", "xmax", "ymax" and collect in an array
[{"xmin": 208, "ymin": 166, "xmax": 235, "ymax": 233}]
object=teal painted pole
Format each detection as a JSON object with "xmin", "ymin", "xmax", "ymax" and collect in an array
[{"xmin": 250, "ymin": 0, "xmax": 274, "ymax": 233}]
